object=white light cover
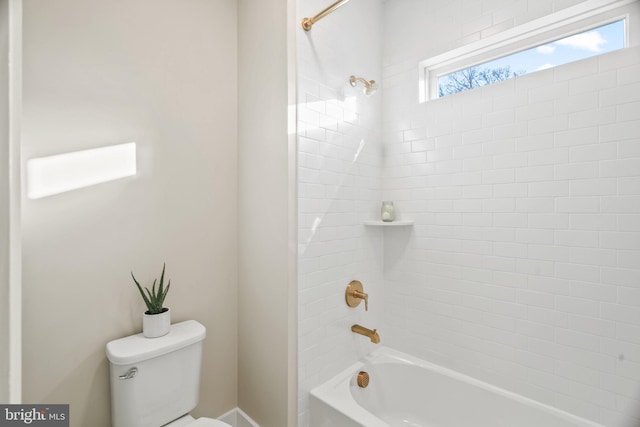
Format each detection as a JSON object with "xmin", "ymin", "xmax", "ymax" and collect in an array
[{"xmin": 27, "ymin": 142, "xmax": 137, "ymax": 199}]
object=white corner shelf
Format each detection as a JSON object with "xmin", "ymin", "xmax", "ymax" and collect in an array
[{"xmin": 364, "ymin": 220, "xmax": 414, "ymax": 227}]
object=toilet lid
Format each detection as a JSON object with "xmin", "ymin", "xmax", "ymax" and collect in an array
[{"xmin": 187, "ymin": 418, "xmax": 231, "ymax": 427}]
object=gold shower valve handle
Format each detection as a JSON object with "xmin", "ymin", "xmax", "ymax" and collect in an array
[
  {"xmin": 346, "ymin": 280, "xmax": 368, "ymax": 311},
  {"xmin": 355, "ymin": 290, "xmax": 368, "ymax": 311}
]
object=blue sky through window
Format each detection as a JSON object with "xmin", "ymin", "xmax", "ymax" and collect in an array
[{"xmin": 438, "ymin": 20, "xmax": 625, "ymax": 97}]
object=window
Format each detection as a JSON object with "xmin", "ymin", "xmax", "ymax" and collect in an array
[
  {"xmin": 438, "ymin": 20, "xmax": 625, "ymax": 98},
  {"xmin": 419, "ymin": 0, "xmax": 636, "ymax": 102}
]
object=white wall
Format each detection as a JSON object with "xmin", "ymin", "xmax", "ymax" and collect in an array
[
  {"xmin": 296, "ymin": 1, "xmax": 384, "ymax": 425},
  {"xmin": 21, "ymin": 1, "xmax": 238, "ymax": 425},
  {"xmin": 238, "ymin": 1, "xmax": 297, "ymax": 426},
  {"xmin": 0, "ymin": 0, "xmax": 20, "ymax": 404},
  {"xmin": 0, "ymin": 0, "xmax": 10, "ymax": 403},
  {"xmin": 382, "ymin": 1, "xmax": 640, "ymax": 426}
]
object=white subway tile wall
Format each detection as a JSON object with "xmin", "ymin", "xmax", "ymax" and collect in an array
[
  {"xmin": 382, "ymin": 0, "xmax": 640, "ymax": 423},
  {"xmin": 298, "ymin": 0, "xmax": 640, "ymax": 426},
  {"xmin": 297, "ymin": 1, "xmax": 384, "ymax": 426}
]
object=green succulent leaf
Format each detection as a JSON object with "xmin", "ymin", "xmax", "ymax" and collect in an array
[{"xmin": 131, "ymin": 263, "xmax": 171, "ymax": 315}]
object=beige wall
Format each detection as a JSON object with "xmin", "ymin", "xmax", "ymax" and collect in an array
[
  {"xmin": 21, "ymin": 1, "xmax": 238, "ymax": 425},
  {"xmin": 238, "ymin": 0, "xmax": 297, "ymax": 426}
]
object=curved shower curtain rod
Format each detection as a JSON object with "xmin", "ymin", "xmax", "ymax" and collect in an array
[{"xmin": 301, "ymin": 0, "xmax": 351, "ymax": 31}]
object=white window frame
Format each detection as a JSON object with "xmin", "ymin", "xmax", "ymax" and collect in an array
[{"xmin": 419, "ymin": 0, "xmax": 638, "ymax": 102}]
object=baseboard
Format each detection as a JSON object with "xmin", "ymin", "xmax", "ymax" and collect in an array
[{"xmin": 218, "ymin": 407, "xmax": 260, "ymax": 427}]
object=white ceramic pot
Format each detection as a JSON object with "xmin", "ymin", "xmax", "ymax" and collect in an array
[{"xmin": 142, "ymin": 308, "xmax": 170, "ymax": 338}]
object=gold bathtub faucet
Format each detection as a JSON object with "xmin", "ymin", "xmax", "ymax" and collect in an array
[{"xmin": 351, "ymin": 324, "xmax": 380, "ymax": 344}]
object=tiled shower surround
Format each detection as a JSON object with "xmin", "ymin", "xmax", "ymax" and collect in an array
[
  {"xmin": 298, "ymin": 0, "xmax": 640, "ymax": 426},
  {"xmin": 383, "ymin": 46, "xmax": 640, "ymax": 426},
  {"xmin": 297, "ymin": 1, "xmax": 384, "ymax": 425}
]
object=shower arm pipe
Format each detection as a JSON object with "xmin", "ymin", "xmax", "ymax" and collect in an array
[
  {"xmin": 301, "ymin": 0, "xmax": 351, "ymax": 31},
  {"xmin": 350, "ymin": 76, "xmax": 370, "ymax": 86}
]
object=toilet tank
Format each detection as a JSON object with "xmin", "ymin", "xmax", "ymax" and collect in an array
[{"xmin": 106, "ymin": 320, "xmax": 206, "ymax": 427}]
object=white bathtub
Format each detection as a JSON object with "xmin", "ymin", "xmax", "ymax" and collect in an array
[{"xmin": 310, "ymin": 347, "xmax": 604, "ymax": 427}]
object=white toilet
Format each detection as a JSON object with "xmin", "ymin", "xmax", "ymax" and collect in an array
[{"xmin": 106, "ymin": 320, "xmax": 231, "ymax": 427}]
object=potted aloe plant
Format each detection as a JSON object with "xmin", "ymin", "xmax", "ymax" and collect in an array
[{"xmin": 131, "ymin": 263, "xmax": 171, "ymax": 338}]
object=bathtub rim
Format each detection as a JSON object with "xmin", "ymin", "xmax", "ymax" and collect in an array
[
  {"xmin": 310, "ymin": 356, "xmax": 386, "ymax": 427},
  {"xmin": 310, "ymin": 346, "xmax": 605, "ymax": 427}
]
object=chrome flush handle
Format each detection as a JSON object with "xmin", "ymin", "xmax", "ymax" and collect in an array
[{"xmin": 118, "ymin": 367, "xmax": 138, "ymax": 380}]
